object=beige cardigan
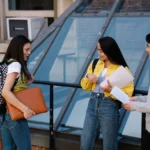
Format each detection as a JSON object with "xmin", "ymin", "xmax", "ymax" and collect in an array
[{"xmin": 131, "ymin": 95, "xmax": 150, "ymax": 132}]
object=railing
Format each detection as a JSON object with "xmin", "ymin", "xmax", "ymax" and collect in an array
[
  {"xmin": 33, "ymin": 80, "xmax": 148, "ymax": 150},
  {"xmin": 33, "ymin": 80, "xmax": 81, "ymax": 150}
]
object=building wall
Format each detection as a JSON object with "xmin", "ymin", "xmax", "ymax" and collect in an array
[
  {"xmin": 88, "ymin": 0, "xmax": 114, "ymax": 9},
  {"xmin": 121, "ymin": 0, "xmax": 150, "ymax": 12},
  {"xmin": 0, "ymin": 0, "xmax": 74, "ymax": 42},
  {"xmin": 56, "ymin": 0, "xmax": 74, "ymax": 17}
]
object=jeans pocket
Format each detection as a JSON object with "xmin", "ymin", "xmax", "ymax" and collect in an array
[{"xmin": 1, "ymin": 114, "xmax": 17, "ymax": 129}]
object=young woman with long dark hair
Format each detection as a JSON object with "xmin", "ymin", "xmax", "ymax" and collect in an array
[
  {"xmin": 80, "ymin": 36, "xmax": 134, "ymax": 150},
  {"xmin": 0, "ymin": 35, "xmax": 35, "ymax": 150}
]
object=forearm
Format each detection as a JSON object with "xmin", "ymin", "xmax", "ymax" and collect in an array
[
  {"xmin": 136, "ymin": 95, "xmax": 147, "ymax": 102},
  {"xmin": 2, "ymin": 91, "xmax": 27, "ymax": 112},
  {"xmin": 131, "ymin": 101, "xmax": 150, "ymax": 113}
]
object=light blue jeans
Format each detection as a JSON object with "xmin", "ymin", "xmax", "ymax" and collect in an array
[
  {"xmin": 0, "ymin": 113, "xmax": 31, "ymax": 150},
  {"xmin": 80, "ymin": 92, "xmax": 120, "ymax": 150}
]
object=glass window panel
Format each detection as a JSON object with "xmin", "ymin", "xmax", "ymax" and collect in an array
[
  {"xmin": 76, "ymin": 0, "xmax": 115, "ymax": 14},
  {"xmin": 8, "ymin": 0, "xmax": 53, "ymax": 10},
  {"xmin": 57, "ymin": 17, "xmax": 150, "ymax": 138},
  {"xmin": 119, "ymin": 0, "xmax": 150, "ymax": 12},
  {"xmin": 104, "ymin": 17, "xmax": 150, "ymax": 74},
  {"xmin": 104, "ymin": 16, "xmax": 150, "ymax": 138},
  {"xmin": 35, "ymin": 17, "xmax": 106, "ymax": 83},
  {"xmin": 136, "ymin": 58, "xmax": 150, "ymax": 91},
  {"xmin": 32, "ymin": 16, "xmax": 106, "ymax": 125},
  {"xmin": 58, "ymin": 53, "xmax": 99, "ymax": 133},
  {"xmin": 121, "ymin": 111, "xmax": 142, "ymax": 138},
  {"xmin": 58, "ymin": 89, "xmax": 90, "ymax": 134},
  {"xmin": 28, "ymin": 32, "xmax": 54, "ymax": 73},
  {"xmin": 103, "ymin": 17, "xmax": 150, "ymax": 138}
]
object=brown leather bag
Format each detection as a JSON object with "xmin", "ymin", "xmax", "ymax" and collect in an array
[{"xmin": 6, "ymin": 87, "xmax": 48, "ymax": 120}]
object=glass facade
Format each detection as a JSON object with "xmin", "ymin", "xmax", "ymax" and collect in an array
[
  {"xmin": 104, "ymin": 16, "xmax": 150, "ymax": 75},
  {"xmin": 25, "ymin": 0, "xmax": 150, "ymax": 143},
  {"xmin": 35, "ymin": 17, "xmax": 106, "ymax": 83},
  {"xmin": 38, "ymin": 16, "xmax": 106, "ymax": 121}
]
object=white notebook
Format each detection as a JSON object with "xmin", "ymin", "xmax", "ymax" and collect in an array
[
  {"xmin": 100, "ymin": 66, "xmax": 134, "ymax": 88},
  {"xmin": 110, "ymin": 86, "xmax": 130, "ymax": 103}
]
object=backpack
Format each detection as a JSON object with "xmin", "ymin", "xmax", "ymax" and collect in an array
[
  {"xmin": 92, "ymin": 58, "xmax": 122, "ymax": 109},
  {"xmin": 92, "ymin": 59, "xmax": 99, "ymax": 73},
  {"xmin": 0, "ymin": 60, "xmax": 17, "ymax": 114}
]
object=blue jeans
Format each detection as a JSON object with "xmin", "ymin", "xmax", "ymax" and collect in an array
[
  {"xmin": 0, "ymin": 113, "xmax": 31, "ymax": 150},
  {"xmin": 80, "ymin": 93, "xmax": 120, "ymax": 150}
]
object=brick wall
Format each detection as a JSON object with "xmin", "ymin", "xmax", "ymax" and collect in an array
[
  {"xmin": 120, "ymin": 0, "xmax": 150, "ymax": 12},
  {"xmin": 88, "ymin": 0, "xmax": 115, "ymax": 9},
  {"xmin": 84, "ymin": 0, "xmax": 150, "ymax": 12}
]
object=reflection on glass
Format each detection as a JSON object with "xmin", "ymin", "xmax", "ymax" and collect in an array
[
  {"xmin": 35, "ymin": 17, "xmax": 106, "ymax": 83},
  {"xmin": 57, "ymin": 17, "xmax": 150, "ymax": 138},
  {"xmin": 136, "ymin": 58, "xmax": 150, "ymax": 91},
  {"xmin": 122, "ymin": 111, "xmax": 142, "ymax": 138},
  {"xmin": 58, "ymin": 89, "xmax": 90, "ymax": 134},
  {"xmin": 8, "ymin": 0, "xmax": 53, "ymax": 10},
  {"xmin": 28, "ymin": 33, "xmax": 53, "ymax": 73},
  {"xmin": 104, "ymin": 17, "xmax": 150, "ymax": 138},
  {"xmin": 58, "ymin": 50, "xmax": 99, "ymax": 133},
  {"xmin": 76, "ymin": 0, "xmax": 115, "ymax": 14},
  {"xmin": 104, "ymin": 17, "xmax": 150, "ymax": 74},
  {"xmin": 119, "ymin": 0, "xmax": 150, "ymax": 12},
  {"xmin": 33, "ymin": 16, "xmax": 106, "ymax": 123}
]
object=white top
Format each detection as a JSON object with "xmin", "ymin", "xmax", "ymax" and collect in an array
[
  {"xmin": 7, "ymin": 62, "xmax": 21, "ymax": 79},
  {"xmin": 101, "ymin": 68, "xmax": 107, "ymax": 76},
  {"xmin": 93, "ymin": 68, "xmax": 107, "ymax": 93}
]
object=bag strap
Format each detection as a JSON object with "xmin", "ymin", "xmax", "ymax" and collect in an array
[{"xmin": 92, "ymin": 59, "xmax": 99, "ymax": 73}]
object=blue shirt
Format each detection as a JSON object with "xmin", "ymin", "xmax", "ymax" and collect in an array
[{"xmin": 93, "ymin": 68, "xmax": 107, "ymax": 93}]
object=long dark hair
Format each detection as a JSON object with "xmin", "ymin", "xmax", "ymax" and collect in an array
[
  {"xmin": 146, "ymin": 33, "xmax": 150, "ymax": 43},
  {"xmin": 3, "ymin": 35, "xmax": 31, "ymax": 79},
  {"xmin": 98, "ymin": 36, "xmax": 128, "ymax": 67}
]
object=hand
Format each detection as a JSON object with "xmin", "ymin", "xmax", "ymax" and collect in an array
[
  {"xmin": 130, "ymin": 96, "xmax": 137, "ymax": 101},
  {"xmin": 87, "ymin": 74, "xmax": 98, "ymax": 84},
  {"xmin": 100, "ymin": 80, "xmax": 112, "ymax": 93},
  {"xmin": 124, "ymin": 102, "xmax": 131, "ymax": 111},
  {"xmin": 23, "ymin": 107, "xmax": 35, "ymax": 119},
  {"xmin": 28, "ymin": 74, "xmax": 34, "ymax": 85}
]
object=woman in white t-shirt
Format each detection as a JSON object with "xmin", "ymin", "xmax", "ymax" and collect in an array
[{"xmin": 0, "ymin": 35, "xmax": 35, "ymax": 150}]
